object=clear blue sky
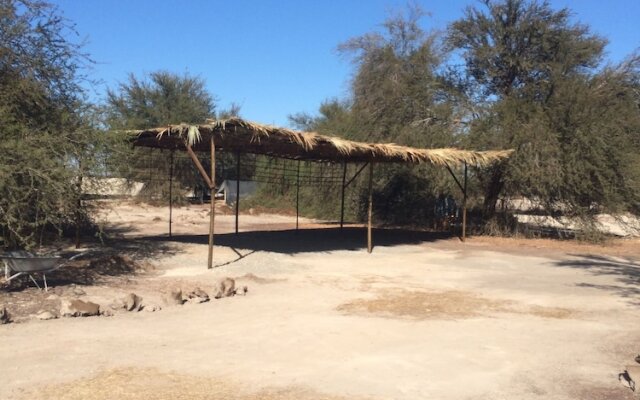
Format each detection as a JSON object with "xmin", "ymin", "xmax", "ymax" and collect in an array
[{"xmin": 52, "ymin": 0, "xmax": 639, "ymax": 127}]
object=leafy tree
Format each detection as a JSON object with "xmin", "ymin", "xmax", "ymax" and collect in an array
[
  {"xmin": 339, "ymin": 5, "xmax": 456, "ymax": 148},
  {"xmin": 447, "ymin": 0, "xmax": 640, "ymax": 226},
  {"xmin": 106, "ymin": 71, "xmax": 217, "ymax": 202},
  {"xmin": 0, "ymin": 0, "xmax": 98, "ymax": 249},
  {"xmin": 106, "ymin": 71, "xmax": 215, "ymax": 130},
  {"xmin": 284, "ymin": 7, "xmax": 464, "ymax": 225}
]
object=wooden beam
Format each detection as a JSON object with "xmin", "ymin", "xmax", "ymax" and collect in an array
[
  {"xmin": 344, "ymin": 162, "xmax": 368, "ymax": 189},
  {"xmin": 207, "ymin": 138, "xmax": 216, "ymax": 269},
  {"xmin": 445, "ymin": 164, "xmax": 464, "ymax": 193},
  {"xmin": 462, "ymin": 162, "xmax": 468, "ymax": 242},
  {"xmin": 235, "ymin": 151, "xmax": 240, "ymax": 234},
  {"xmin": 367, "ymin": 162, "xmax": 374, "ymax": 253},
  {"xmin": 186, "ymin": 143, "xmax": 213, "ymax": 189},
  {"xmin": 340, "ymin": 161, "xmax": 347, "ymax": 229}
]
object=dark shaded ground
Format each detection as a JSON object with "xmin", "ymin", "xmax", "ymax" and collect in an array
[
  {"xmin": 144, "ymin": 227, "xmax": 455, "ymax": 254},
  {"xmin": 555, "ymin": 254, "xmax": 640, "ymax": 306}
]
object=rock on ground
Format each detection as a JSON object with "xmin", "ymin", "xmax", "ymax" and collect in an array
[
  {"xmin": 0, "ymin": 307, "xmax": 10, "ymax": 324},
  {"xmin": 213, "ymin": 278, "xmax": 235, "ymax": 299},
  {"xmin": 60, "ymin": 299, "xmax": 100, "ymax": 317},
  {"xmin": 144, "ymin": 304, "xmax": 162, "ymax": 312},
  {"xmin": 123, "ymin": 293, "xmax": 143, "ymax": 312},
  {"xmin": 164, "ymin": 289, "xmax": 185, "ymax": 306},
  {"xmin": 187, "ymin": 288, "xmax": 209, "ymax": 304},
  {"xmin": 35, "ymin": 311, "xmax": 57, "ymax": 321}
]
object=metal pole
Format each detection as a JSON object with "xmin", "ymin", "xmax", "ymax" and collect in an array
[
  {"xmin": 207, "ymin": 138, "xmax": 216, "ymax": 269},
  {"xmin": 296, "ymin": 160, "xmax": 300, "ymax": 230},
  {"xmin": 235, "ymin": 151, "xmax": 240, "ymax": 234},
  {"xmin": 340, "ymin": 161, "xmax": 347, "ymax": 229},
  {"xmin": 75, "ymin": 160, "xmax": 83, "ymax": 249},
  {"xmin": 169, "ymin": 150, "xmax": 174, "ymax": 238},
  {"xmin": 462, "ymin": 162, "xmax": 468, "ymax": 242},
  {"xmin": 367, "ymin": 162, "xmax": 374, "ymax": 253}
]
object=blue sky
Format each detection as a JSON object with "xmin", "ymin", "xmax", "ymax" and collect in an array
[{"xmin": 52, "ymin": 0, "xmax": 639, "ymax": 127}]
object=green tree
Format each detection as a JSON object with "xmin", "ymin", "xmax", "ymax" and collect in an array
[
  {"xmin": 447, "ymin": 0, "xmax": 639, "ymax": 226},
  {"xmin": 286, "ymin": 7, "xmax": 462, "ymax": 225},
  {"xmin": 106, "ymin": 71, "xmax": 217, "ymax": 202},
  {"xmin": 0, "ymin": 0, "xmax": 98, "ymax": 249}
]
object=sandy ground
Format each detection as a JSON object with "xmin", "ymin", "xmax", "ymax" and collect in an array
[{"xmin": 1, "ymin": 201, "xmax": 640, "ymax": 399}]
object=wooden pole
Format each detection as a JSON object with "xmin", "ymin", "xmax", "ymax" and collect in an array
[
  {"xmin": 169, "ymin": 150, "xmax": 174, "ymax": 238},
  {"xmin": 462, "ymin": 162, "xmax": 468, "ymax": 242},
  {"xmin": 207, "ymin": 138, "xmax": 216, "ymax": 269},
  {"xmin": 367, "ymin": 162, "xmax": 374, "ymax": 253},
  {"xmin": 235, "ymin": 151, "xmax": 240, "ymax": 234},
  {"xmin": 340, "ymin": 161, "xmax": 347, "ymax": 229},
  {"xmin": 296, "ymin": 160, "xmax": 300, "ymax": 230}
]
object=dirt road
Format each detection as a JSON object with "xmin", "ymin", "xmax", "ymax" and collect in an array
[{"xmin": 1, "ymin": 202, "xmax": 639, "ymax": 399}]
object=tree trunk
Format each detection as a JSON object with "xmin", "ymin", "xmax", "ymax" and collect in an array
[{"xmin": 482, "ymin": 165, "xmax": 505, "ymax": 219}]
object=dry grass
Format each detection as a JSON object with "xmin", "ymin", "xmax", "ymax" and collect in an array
[
  {"xmin": 23, "ymin": 368, "xmax": 361, "ymax": 400},
  {"xmin": 337, "ymin": 290, "xmax": 576, "ymax": 320},
  {"xmin": 133, "ymin": 117, "xmax": 513, "ymax": 166}
]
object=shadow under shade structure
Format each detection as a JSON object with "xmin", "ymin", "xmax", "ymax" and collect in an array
[{"xmin": 144, "ymin": 227, "xmax": 453, "ymax": 255}]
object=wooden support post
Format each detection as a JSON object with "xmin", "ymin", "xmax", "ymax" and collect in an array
[
  {"xmin": 296, "ymin": 160, "xmax": 300, "ymax": 230},
  {"xmin": 207, "ymin": 138, "xmax": 216, "ymax": 269},
  {"xmin": 462, "ymin": 162, "xmax": 468, "ymax": 242},
  {"xmin": 235, "ymin": 152, "xmax": 240, "ymax": 234},
  {"xmin": 367, "ymin": 162, "xmax": 374, "ymax": 253},
  {"xmin": 169, "ymin": 150, "xmax": 174, "ymax": 237},
  {"xmin": 340, "ymin": 161, "xmax": 347, "ymax": 229}
]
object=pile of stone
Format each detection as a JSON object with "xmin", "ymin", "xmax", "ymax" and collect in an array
[{"xmin": 0, "ymin": 277, "xmax": 248, "ymax": 324}]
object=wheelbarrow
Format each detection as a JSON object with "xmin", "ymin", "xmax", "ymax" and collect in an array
[{"xmin": 1, "ymin": 251, "xmax": 86, "ymax": 291}]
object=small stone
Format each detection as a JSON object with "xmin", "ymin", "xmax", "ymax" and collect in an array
[
  {"xmin": 73, "ymin": 288, "xmax": 86, "ymax": 296},
  {"xmin": 0, "ymin": 307, "xmax": 11, "ymax": 324},
  {"xmin": 36, "ymin": 311, "xmax": 57, "ymax": 320},
  {"xmin": 46, "ymin": 294, "xmax": 59, "ymax": 300},
  {"xmin": 101, "ymin": 309, "xmax": 114, "ymax": 317},
  {"xmin": 164, "ymin": 289, "xmax": 185, "ymax": 306},
  {"xmin": 187, "ymin": 296, "xmax": 208, "ymax": 304},
  {"xmin": 144, "ymin": 304, "xmax": 162, "ymax": 312},
  {"xmin": 123, "ymin": 293, "xmax": 143, "ymax": 312},
  {"xmin": 213, "ymin": 278, "xmax": 236, "ymax": 299},
  {"xmin": 60, "ymin": 299, "xmax": 100, "ymax": 317},
  {"xmin": 110, "ymin": 299, "xmax": 124, "ymax": 310},
  {"xmin": 187, "ymin": 288, "xmax": 209, "ymax": 303}
]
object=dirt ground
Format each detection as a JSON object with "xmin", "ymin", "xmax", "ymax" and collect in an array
[{"xmin": 1, "ymin": 201, "xmax": 640, "ymax": 399}]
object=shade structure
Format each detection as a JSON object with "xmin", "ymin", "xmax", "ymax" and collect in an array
[
  {"xmin": 129, "ymin": 117, "xmax": 513, "ymax": 268},
  {"xmin": 131, "ymin": 117, "xmax": 513, "ymax": 166}
]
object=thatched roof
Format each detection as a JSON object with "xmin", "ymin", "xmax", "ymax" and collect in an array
[{"xmin": 132, "ymin": 118, "xmax": 513, "ymax": 166}]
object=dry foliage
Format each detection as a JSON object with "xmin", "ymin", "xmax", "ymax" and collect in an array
[
  {"xmin": 337, "ymin": 289, "xmax": 576, "ymax": 320},
  {"xmin": 24, "ymin": 367, "xmax": 362, "ymax": 400},
  {"xmin": 132, "ymin": 117, "xmax": 513, "ymax": 166}
]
